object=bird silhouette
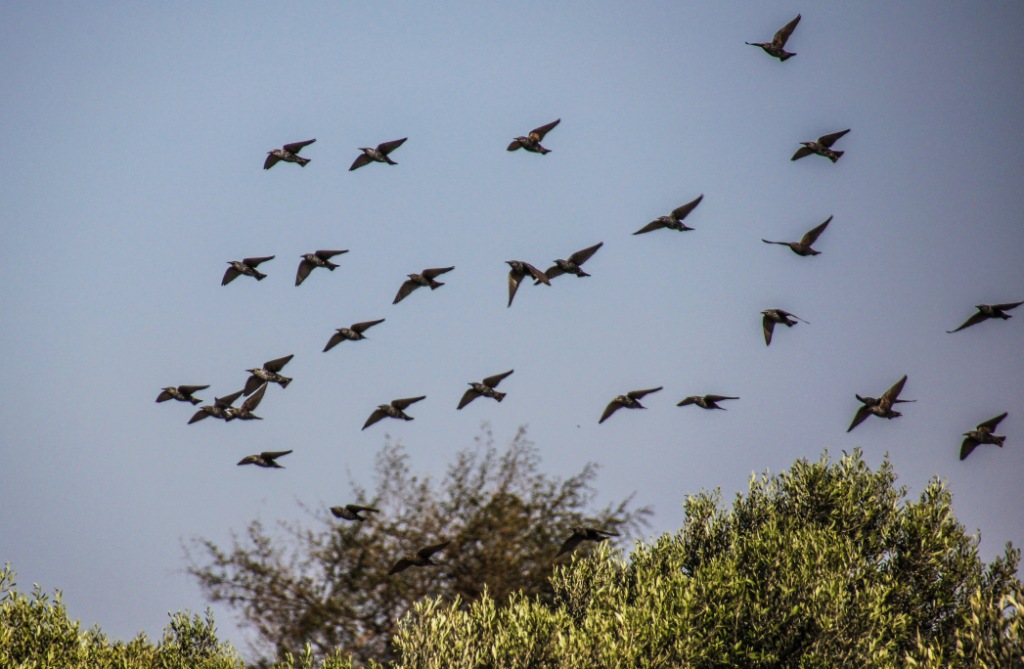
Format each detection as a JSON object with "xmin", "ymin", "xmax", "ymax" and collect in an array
[
  {"xmin": 762, "ymin": 216, "xmax": 832, "ymax": 256},
  {"xmin": 330, "ymin": 504, "xmax": 381, "ymax": 522},
  {"xmin": 556, "ymin": 527, "xmax": 619, "ymax": 557},
  {"xmin": 677, "ymin": 395, "xmax": 739, "ymax": 410},
  {"xmin": 222, "ymin": 256, "xmax": 275, "ymax": 285},
  {"xmin": 761, "ymin": 309, "xmax": 808, "ymax": 346},
  {"xmin": 540, "ymin": 242, "xmax": 604, "ymax": 282},
  {"xmin": 960, "ymin": 412, "xmax": 1008, "ymax": 461},
  {"xmin": 244, "ymin": 354, "xmax": 294, "ymax": 395},
  {"xmin": 323, "ymin": 319, "xmax": 386, "ymax": 352},
  {"xmin": 188, "ymin": 389, "xmax": 245, "ymax": 424},
  {"xmin": 746, "ymin": 14, "xmax": 801, "ymax": 61},
  {"xmin": 458, "ymin": 370, "xmax": 514, "ymax": 409},
  {"xmin": 792, "ymin": 129, "xmax": 850, "ymax": 163},
  {"xmin": 507, "ymin": 119, "xmax": 560, "ymax": 154},
  {"xmin": 156, "ymin": 384, "xmax": 209, "ymax": 405},
  {"xmin": 237, "ymin": 450, "xmax": 292, "ymax": 468},
  {"xmin": 226, "ymin": 382, "xmax": 268, "ymax": 421},
  {"xmin": 362, "ymin": 396, "xmax": 427, "ymax": 430},
  {"xmin": 946, "ymin": 301, "xmax": 1023, "ymax": 333},
  {"xmin": 296, "ymin": 250, "xmax": 349, "ymax": 286},
  {"xmin": 393, "ymin": 266, "xmax": 455, "ymax": 304},
  {"xmin": 599, "ymin": 387, "xmax": 662, "ymax": 423},
  {"xmin": 847, "ymin": 375, "xmax": 912, "ymax": 432},
  {"xmin": 634, "ymin": 195, "xmax": 704, "ymax": 234},
  {"xmin": 506, "ymin": 260, "xmax": 550, "ymax": 307},
  {"xmin": 349, "ymin": 138, "xmax": 407, "ymax": 171},
  {"xmin": 389, "ymin": 540, "xmax": 451, "ymax": 575},
  {"xmin": 264, "ymin": 139, "xmax": 315, "ymax": 169}
]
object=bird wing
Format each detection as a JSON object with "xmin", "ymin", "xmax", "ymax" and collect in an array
[
  {"xmin": 393, "ymin": 279, "xmax": 418, "ymax": 304},
  {"xmin": 705, "ymin": 395, "xmax": 738, "ymax": 402},
  {"xmin": 671, "ymin": 194, "xmax": 704, "ymax": 222},
  {"xmin": 525, "ymin": 262, "xmax": 550, "ymax": 285},
  {"xmin": 377, "ymin": 137, "xmax": 407, "ymax": 155},
  {"xmin": 946, "ymin": 311, "xmax": 987, "ymax": 333},
  {"xmin": 263, "ymin": 153, "xmax": 280, "ymax": 170},
  {"xmin": 243, "ymin": 255, "xmax": 275, "ymax": 267},
  {"xmin": 762, "ymin": 315, "xmax": 776, "ymax": 346},
  {"xmin": 881, "ymin": 375, "xmax": 908, "ymax": 404},
  {"xmin": 529, "ymin": 119, "xmax": 560, "ymax": 141},
  {"xmin": 457, "ymin": 388, "xmax": 481, "ymax": 410},
  {"xmin": 349, "ymin": 153, "xmax": 373, "ymax": 171},
  {"xmin": 362, "ymin": 409, "xmax": 388, "ymax": 430},
  {"xmin": 761, "ymin": 239, "xmax": 787, "ymax": 246},
  {"xmin": 156, "ymin": 390, "xmax": 174, "ymax": 402},
  {"xmin": 847, "ymin": 405, "xmax": 872, "ymax": 432},
  {"xmin": 598, "ymin": 400, "xmax": 622, "ymax": 424},
  {"xmin": 772, "ymin": 13, "xmax": 801, "ymax": 48},
  {"xmin": 417, "ymin": 540, "xmax": 451, "ymax": 559},
  {"xmin": 261, "ymin": 450, "xmax": 292, "ymax": 460},
  {"xmin": 960, "ymin": 437, "xmax": 979, "ymax": 461},
  {"xmin": 217, "ymin": 389, "xmax": 246, "ymax": 407},
  {"xmin": 316, "ymin": 249, "xmax": 349, "ymax": 260},
  {"xmin": 282, "ymin": 139, "xmax": 315, "ymax": 154},
  {"xmin": 801, "ymin": 216, "xmax": 832, "ymax": 246},
  {"xmin": 506, "ymin": 139, "xmax": 523, "ymax": 151},
  {"xmin": 263, "ymin": 354, "xmax": 294, "ymax": 373},
  {"xmin": 791, "ymin": 146, "xmax": 814, "ymax": 161},
  {"xmin": 188, "ymin": 409, "xmax": 210, "ymax": 424},
  {"xmin": 243, "ymin": 375, "xmax": 264, "ymax": 396},
  {"xmin": 295, "ymin": 259, "xmax": 314, "ymax": 286},
  {"xmin": 633, "ymin": 219, "xmax": 668, "ymax": 235},
  {"xmin": 628, "ymin": 387, "xmax": 663, "ymax": 399},
  {"xmin": 677, "ymin": 396, "xmax": 697, "ymax": 407},
  {"xmin": 507, "ymin": 270, "xmax": 523, "ymax": 307},
  {"xmin": 993, "ymin": 300, "xmax": 1024, "ymax": 311},
  {"xmin": 818, "ymin": 129, "xmax": 850, "ymax": 147},
  {"xmin": 179, "ymin": 384, "xmax": 210, "ymax": 394},
  {"xmin": 568, "ymin": 241, "xmax": 603, "ymax": 265},
  {"xmin": 542, "ymin": 264, "xmax": 566, "ymax": 281},
  {"xmin": 556, "ymin": 533, "xmax": 585, "ymax": 557},
  {"xmin": 241, "ymin": 382, "xmax": 268, "ymax": 411},
  {"xmin": 348, "ymin": 504, "xmax": 379, "ymax": 514},
  {"xmin": 977, "ymin": 412, "xmax": 1008, "ymax": 432},
  {"xmin": 482, "ymin": 369, "xmax": 514, "ymax": 388},
  {"xmin": 392, "ymin": 395, "xmax": 426, "ymax": 410},
  {"xmin": 221, "ymin": 266, "xmax": 241, "ymax": 285},
  {"xmin": 351, "ymin": 318, "xmax": 385, "ymax": 333},
  {"xmin": 323, "ymin": 332, "xmax": 345, "ymax": 353},
  {"xmin": 388, "ymin": 558, "xmax": 414, "ymax": 575},
  {"xmin": 422, "ymin": 266, "xmax": 455, "ymax": 279}
]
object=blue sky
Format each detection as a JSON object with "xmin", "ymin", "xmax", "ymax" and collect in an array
[{"xmin": 2, "ymin": 1, "xmax": 1023, "ymax": 655}]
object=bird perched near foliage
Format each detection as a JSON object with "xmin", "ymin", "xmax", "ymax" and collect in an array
[
  {"xmin": 761, "ymin": 309, "xmax": 808, "ymax": 346},
  {"xmin": 295, "ymin": 250, "xmax": 349, "ymax": 286},
  {"xmin": 457, "ymin": 370, "xmax": 514, "ymax": 409},
  {"xmin": 226, "ymin": 382, "xmax": 268, "ymax": 421},
  {"xmin": 847, "ymin": 375, "xmax": 912, "ymax": 432},
  {"xmin": 506, "ymin": 260, "xmax": 550, "ymax": 307},
  {"xmin": 960, "ymin": 412, "xmax": 1008, "ymax": 461},
  {"xmin": 188, "ymin": 389, "xmax": 245, "ymax": 424},
  {"xmin": 746, "ymin": 14, "xmax": 801, "ymax": 61},
  {"xmin": 362, "ymin": 396, "xmax": 427, "ymax": 430},
  {"xmin": 237, "ymin": 450, "xmax": 292, "ymax": 468},
  {"xmin": 222, "ymin": 256, "xmax": 275, "ymax": 285},
  {"xmin": 677, "ymin": 394, "xmax": 739, "ymax": 410},
  {"xmin": 556, "ymin": 527, "xmax": 619, "ymax": 557},
  {"xmin": 762, "ymin": 216, "xmax": 832, "ymax": 256},
  {"xmin": 243, "ymin": 354, "xmax": 294, "ymax": 395},
  {"xmin": 792, "ymin": 129, "xmax": 850, "ymax": 163},
  {"xmin": 389, "ymin": 540, "xmax": 451, "ymax": 575},
  {"xmin": 946, "ymin": 301, "xmax": 1023, "ymax": 333},
  {"xmin": 540, "ymin": 242, "xmax": 603, "ymax": 282},
  {"xmin": 599, "ymin": 387, "xmax": 662, "ymax": 424},
  {"xmin": 323, "ymin": 319, "xmax": 385, "ymax": 353},
  {"xmin": 507, "ymin": 119, "xmax": 560, "ymax": 154},
  {"xmin": 393, "ymin": 266, "xmax": 455, "ymax": 304},
  {"xmin": 264, "ymin": 139, "xmax": 315, "ymax": 170},
  {"xmin": 349, "ymin": 138, "xmax": 407, "ymax": 171},
  {"xmin": 156, "ymin": 384, "xmax": 209, "ymax": 405},
  {"xmin": 633, "ymin": 195, "xmax": 704, "ymax": 235},
  {"xmin": 330, "ymin": 504, "xmax": 380, "ymax": 522}
]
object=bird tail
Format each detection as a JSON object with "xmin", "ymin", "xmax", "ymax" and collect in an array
[
  {"xmin": 429, "ymin": 280, "xmax": 444, "ymax": 290},
  {"xmin": 280, "ymin": 377, "xmax": 293, "ymax": 388},
  {"xmin": 254, "ymin": 270, "xmax": 267, "ymax": 281},
  {"xmin": 297, "ymin": 157, "xmax": 310, "ymax": 167},
  {"xmin": 995, "ymin": 435, "xmax": 1006, "ymax": 447},
  {"xmin": 538, "ymin": 147, "xmax": 551, "ymax": 155},
  {"xmin": 190, "ymin": 397, "xmax": 202, "ymax": 405},
  {"xmin": 576, "ymin": 269, "xmax": 590, "ymax": 278},
  {"xmin": 830, "ymin": 150, "xmax": 844, "ymax": 162},
  {"xmin": 494, "ymin": 391, "xmax": 506, "ymax": 402},
  {"xmin": 779, "ymin": 52, "xmax": 796, "ymax": 61}
]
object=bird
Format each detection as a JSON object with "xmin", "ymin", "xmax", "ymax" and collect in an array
[
  {"xmin": 188, "ymin": 389, "xmax": 245, "ymax": 424},
  {"xmin": 323, "ymin": 319, "xmax": 386, "ymax": 352},
  {"xmin": 960, "ymin": 412, "xmax": 1008, "ymax": 461},
  {"xmin": 458, "ymin": 370, "xmax": 514, "ymax": 409},
  {"xmin": 540, "ymin": 242, "xmax": 604, "ymax": 282},
  {"xmin": 264, "ymin": 139, "xmax": 315, "ymax": 170},
  {"xmin": 237, "ymin": 450, "xmax": 292, "ymax": 468},
  {"xmin": 556, "ymin": 527, "xmax": 619, "ymax": 557},
  {"xmin": 746, "ymin": 14, "xmax": 801, "ymax": 61},
  {"xmin": 762, "ymin": 216, "xmax": 832, "ymax": 256},
  {"xmin": 792, "ymin": 129, "xmax": 850, "ymax": 163},
  {"xmin": 506, "ymin": 260, "xmax": 550, "ymax": 307},
  {"xmin": 362, "ymin": 396, "xmax": 427, "ymax": 430},
  {"xmin": 507, "ymin": 119, "xmax": 560, "ymax": 154},
  {"xmin": 599, "ymin": 387, "xmax": 663, "ymax": 424},
  {"xmin": 222, "ymin": 256, "xmax": 275, "ymax": 285},
  {"xmin": 330, "ymin": 504, "xmax": 380, "ymax": 522},
  {"xmin": 677, "ymin": 395, "xmax": 739, "ymax": 410},
  {"xmin": 847, "ymin": 375, "xmax": 912, "ymax": 432},
  {"xmin": 946, "ymin": 301, "xmax": 1023, "ymax": 333},
  {"xmin": 244, "ymin": 354, "xmax": 294, "ymax": 395},
  {"xmin": 296, "ymin": 250, "xmax": 349, "ymax": 286},
  {"xmin": 226, "ymin": 382, "xmax": 268, "ymax": 421},
  {"xmin": 349, "ymin": 138, "xmax": 407, "ymax": 171},
  {"xmin": 761, "ymin": 309, "xmax": 808, "ymax": 346},
  {"xmin": 156, "ymin": 384, "xmax": 209, "ymax": 405},
  {"xmin": 388, "ymin": 540, "xmax": 451, "ymax": 575},
  {"xmin": 633, "ymin": 195, "xmax": 704, "ymax": 235},
  {"xmin": 393, "ymin": 266, "xmax": 455, "ymax": 304}
]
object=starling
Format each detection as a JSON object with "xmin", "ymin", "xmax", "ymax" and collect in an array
[
  {"xmin": 156, "ymin": 384, "xmax": 209, "ymax": 405},
  {"xmin": 323, "ymin": 319, "xmax": 386, "ymax": 353},
  {"xmin": 296, "ymin": 250, "xmax": 349, "ymax": 286},
  {"xmin": 540, "ymin": 242, "xmax": 604, "ymax": 282},
  {"xmin": 599, "ymin": 387, "xmax": 663, "ymax": 424},
  {"xmin": 458, "ymin": 369, "xmax": 514, "ymax": 409},
  {"xmin": 188, "ymin": 389, "xmax": 245, "ymax": 424},
  {"xmin": 244, "ymin": 354, "xmax": 294, "ymax": 395},
  {"xmin": 349, "ymin": 138, "xmax": 407, "ymax": 171},
  {"xmin": 264, "ymin": 139, "xmax": 316, "ymax": 170},
  {"xmin": 746, "ymin": 14, "xmax": 801, "ymax": 61},
  {"xmin": 226, "ymin": 382, "xmax": 268, "ymax": 421},
  {"xmin": 960, "ymin": 412, "xmax": 1008, "ymax": 461},
  {"xmin": 762, "ymin": 216, "xmax": 832, "ymax": 256},
  {"xmin": 506, "ymin": 260, "xmax": 550, "ymax": 307},
  {"xmin": 393, "ymin": 266, "xmax": 455, "ymax": 304},
  {"xmin": 946, "ymin": 301, "xmax": 1023, "ymax": 333},
  {"xmin": 222, "ymin": 256, "xmax": 275, "ymax": 285},
  {"xmin": 847, "ymin": 375, "xmax": 912, "ymax": 432},
  {"xmin": 237, "ymin": 450, "xmax": 292, "ymax": 468},
  {"xmin": 389, "ymin": 540, "xmax": 451, "ymax": 575},
  {"xmin": 507, "ymin": 119, "xmax": 560, "ymax": 154},
  {"xmin": 330, "ymin": 504, "xmax": 381, "ymax": 522},
  {"xmin": 556, "ymin": 527, "xmax": 619, "ymax": 557},
  {"xmin": 633, "ymin": 195, "xmax": 704, "ymax": 234},
  {"xmin": 677, "ymin": 394, "xmax": 739, "ymax": 410},
  {"xmin": 362, "ymin": 395, "xmax": 427, "ymax": 430},
  {"xmin": 761, "ymin": 309, "xmax": 808, "ymax": 346},
  {"xmin": 792, "ymin": 129, "xmax": 850, "ymax": 163}
]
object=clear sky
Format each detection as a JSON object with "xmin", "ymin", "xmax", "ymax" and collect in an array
[{"xmin": 2, "ymin": 1, "xmax": 1023, "ymax": 656}]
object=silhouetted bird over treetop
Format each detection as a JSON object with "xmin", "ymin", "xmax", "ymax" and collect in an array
[
  {"xmin": 393, "ymin": 266, "xmax": 455, "ymax": 304},
  {"xmin": 222, "ymin": 256, "xmax": 275, "ymax": 285},
  {"xmin": 237, "ymin": 450, "xmax": 292, "ymax": 468},
  {"xmin": 389, "ymin": 540, "xmax": 451, "ymax": 575},
  {"xmin": 362, "ymin": 395, "xmax": 427, "ymax": 430},
  {"xmin": 458, "ymin": 369, "xmax": 514, "ymax": 409},
  {"xmin": 556, "ymin": 527, "xmax": 619, "ymax": 557},
  {"xmin": 599, "ymin": 387, "xmax": 662, "ymax": 424},
  {"xmin": 847, "ymin": 375, "xmax": 912, "ymax": 432},
  {"xmin": 349, "ymin": 137, "xmax": 407, "ymax": 171},
  {"xmin": 960, "ymin": 412, "xmax": 1008, "ymax": 461},
  {"xmin": 264, "ymin": 139, "xmax": 315, "ymax": 169},
  {"xmin": 323, "ymin": 319, "xmax": 385, "ymax": 352},
  {"xmin": 244, "ymin": 354, "xmax": 294, "ymax": 395},
  {"xmin": 296, "ymin": 250, "xmax": 349, "ymax": 286},
  {"xmin": 330, "ymin": 504, "xmax": 380, "ymax": 521}
]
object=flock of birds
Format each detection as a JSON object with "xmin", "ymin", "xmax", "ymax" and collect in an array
[{"xmin": 155, "ymin": 13, "xmax": 1018, "ymax": 573}]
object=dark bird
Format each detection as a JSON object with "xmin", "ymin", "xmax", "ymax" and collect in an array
[
  {"xmin": 156, "ymin": 384, "xmax": 209, "ymax": 405},
  {"xmin": 761, "ymin": 309, "xmax": 808, "ymax": 346},
  {"xmin": 349, "ymin": 137, "xmax": 407, "ymax": 171},
  {"xmin": 226, "ymin": 382, "xmax": 268, "ymax": 421},
  {"xmin": 556, "ymin": 527, "xmax": 619, "ymax": 557},
  {"xmin": 323, "ymin": 319, "xmax": 386, "ymax": 352},
  {"xmin": 762, "ymin": 216, "xmax": 832, "ymax": 256},
  {"xmin": 507, "ymin": 119, "xmax": 560, "ymax": 154},
  {"xmin": 393, "ymin": 266, "xmax": 455, "ymax": 304},
  {"xmin": 792, "ymin": 129, "xmax": 850, "ymax": 163},
  {"xmin": 633, "ymin": 195, "xmax": 704, "ymax": 235},
  {"xmin": 389, "ymin": 540, "xmax": 451, "ymax": 575},
  {"xmin": 847, "ymin": 375, "xmax": 912, "ymax": 432},
  {"xmin": 244, "ymin": 354, "xmax": 294, "ymax": 395},
  {"xmin": 599, "ymin": 387, "xmax": 663, "ymax": 424},
  {"xmin": 541, "ymin": 242, "xmax": 604, "ymax": 282},
  {"xmin": 506, "ymin": 260, "xmax": 550, "ymax": 307},
  {"xmin": 222, "ymin": 256, "xmax": 275, "ymax": 285},
  {"xmin": 237, "ymin": 450, "xmax": 292, "ymax": 468},
  {"xmin": 746, "ymin": 14, "xmax": 801, "ymax": 61},
  {"xmin": 264, "ymin": 139, "xmax": 315, "ymax": 170},
  {"xmin": 188, "ymin": 389, "xmax": 245, "ymax": 424},
  {"xmin": 677, "ymin": 395, "xmax": 739, "ymax": 410},
  {"xmin": 458, "ymin": 369, "xmax": 514, "ymax": 409},
  {"xmin": 330, "ymin": 504, "xmax": 380, "ymax": 522},
  {"xmin": 960, "ymin": 412, "xmax": 1008, "ymax": 461},
  {"xmin": 946, "ymin": 301, "xmax": 1024, "ymax": 333},
  {"xmin": 296, "ymin": 250, "xmax": 349, "ymax": 286},
  {"xmin": 362, "ymin": 395, "xmax": 427, "ymax": 430}
]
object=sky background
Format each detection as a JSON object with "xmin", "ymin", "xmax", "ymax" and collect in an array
[{"xmin": 2, "ymin": 1, "xmax": 1023, "ymax": 658}]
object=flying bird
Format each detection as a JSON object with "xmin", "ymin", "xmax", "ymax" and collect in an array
[
  {"xmin": 188, "ymin": 389, "xmax": 245, "ymax": 424},
  {"xmin": 458, "ymin": 370, "xmax": 514, "ymax": 409},
  {"xmin": 323, "ymin": 319, "xmax": 386, "ymax": 352},
  {"xmin": 556, "ymin": 527, "xmax": 619, "ymax": 557},
  {"xmin": 633, "ymin": 195, "xmax": 704, "ymax": 235},
  {"xmin": 156, "ymin": 384, "xmax": 209, "ymax": 405},
  {"xmin": 946, "ymin": 301, "xmax": 1023, "ymax": 333},
  {"xmin": 762, "ymin": 216, "xmax": 832, "ymax": 256},
  {"xmin": 349, "ymin": 138, "xmax": 407, "ymax": 171},
  {"xmin": 761, "ymin": 309, "xmax": 808, "ymax": 346},
  {"xmin": 244, "ymin": 354, "xmax": 294, "ymax": 395},
  {"xmin": 540, "ymin": 242, "xmax": 604, "ymax": 282},
  {"xmin": 507, "ymin": 119, "xmax": 560, "ymax": 154},
  {"xmin": 237, "ymin": 450, "xmax": 292, "ymax": 468},
  {"xmin": 677, "ymin": 395, "xmax": 739, "ymax": 410},
  {"xmin": 792, "ymin": 129, "xmax": 850, "ymax": 163},
  {"xmin": 222, "ymin": 256, "xmax": 275, "ymax": 285},
  {"xmin": 960, "ymin": 412, "xmax": 1008, "ymax": 461},
  {"xmin": 599, "ymin": 387, "xmax": 662, "ymax": 424},
  {"xmin": 393, "ymin": 266, "xmax": 455, "ymax": 304},
  {"xmin": 746, "ymin": 14, "xmax": 801, "ymax": 61},
  {"xmin": 389, "ymin": 540, "xmax": 451, "ymax": 575},
  {"xmin": 362, "ymin": 396, "xmax": 427, "ymax": 430},
  {"xmin": 847, "ymin": 375, "xmax": 912, "ymax": 432},
  {"xmin": 226, "ymin": 382, "xmax": 268, "ymax": 421},
  {"xmin": 264, "ymin": 139, "xmax": 315, "ymax": 170},
  {"xmin": 296, "ymin": 250, "xmax": 349, "ymax": 286},
  {"xmin": 506, "ymin": 260, "xmax": 550, "ymax": 307},
  {"xmin": 330, "ymin": 504, "xmax": 381, "ymax": 522}
]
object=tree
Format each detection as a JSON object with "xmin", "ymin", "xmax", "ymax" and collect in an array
[{"xmin": 185, "ymin": 427, "xmax": 652, "ymax": 665}]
